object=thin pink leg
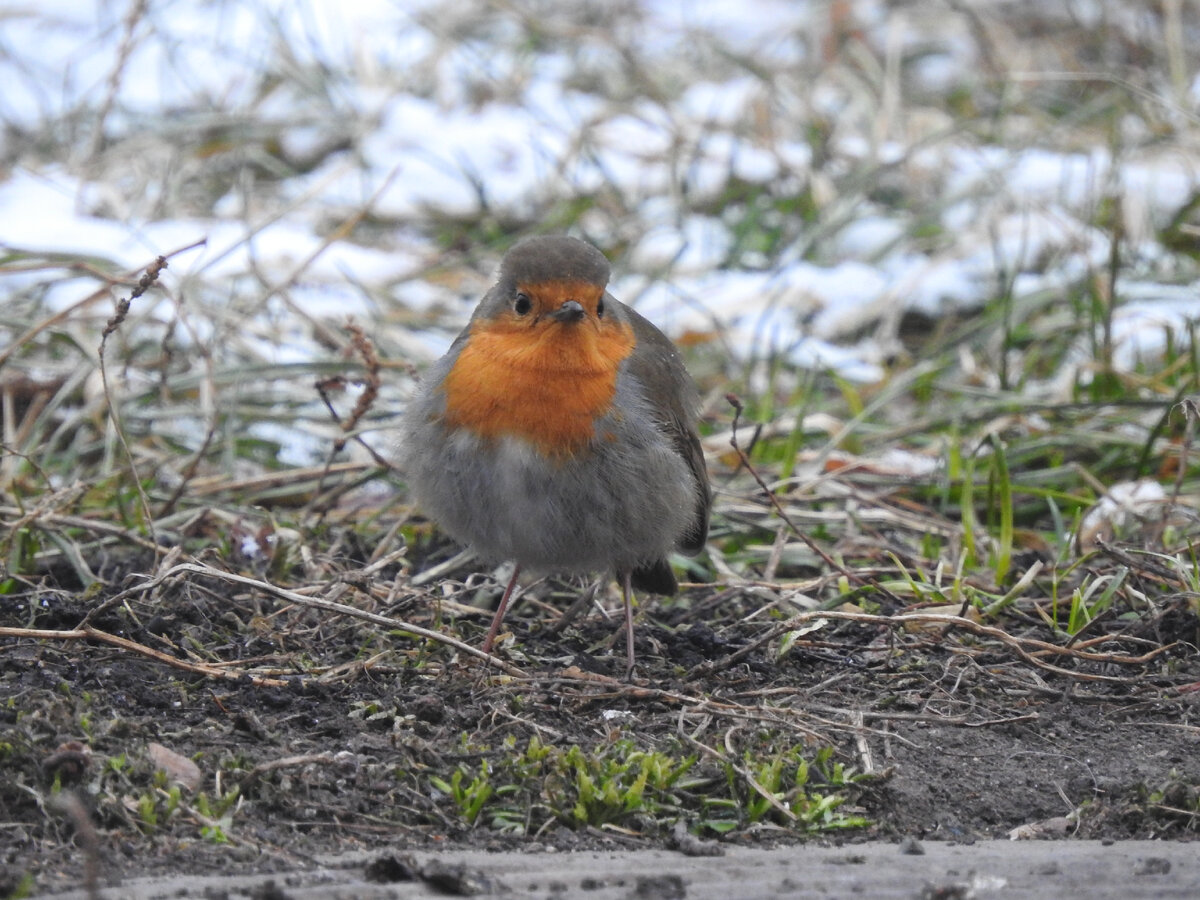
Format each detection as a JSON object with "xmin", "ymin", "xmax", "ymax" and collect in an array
[
  {"xmin": 481, "ymin": 564, "xmax": 521, "ymax": 654},
  {"xmin": 622, "ymin": 571, "xmax": 636, "ymax": 680}
]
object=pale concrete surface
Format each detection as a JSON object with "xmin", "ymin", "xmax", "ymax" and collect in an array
[{"xmin": 30, "ymin": 840, "xmax": 1199, "ymax": 899}]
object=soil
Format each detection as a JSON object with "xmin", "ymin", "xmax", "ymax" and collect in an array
[{"xmin": 3, "ymin": 563, "xmax": 1200, "ymax": 899}]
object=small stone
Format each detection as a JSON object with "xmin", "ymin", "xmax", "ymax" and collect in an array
[
  {"xmin": 1133, "ymin": 857, "xmax": 1170, "ymax": 876},
  {"xmin": 633, "ymin": 874, "xmax": 686, "ymax": 898}
]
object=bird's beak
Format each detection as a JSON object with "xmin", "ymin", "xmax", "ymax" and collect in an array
[{"xmin": 547, "ymin": 300, "xmax": 586, "ymax": 323}]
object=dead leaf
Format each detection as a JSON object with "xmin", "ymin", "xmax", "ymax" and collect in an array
[{"xmin": 147, "ymin": 742, "xmax": 202, "ymax": 792}]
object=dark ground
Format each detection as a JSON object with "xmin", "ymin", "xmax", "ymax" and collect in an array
[{"xmin": 3, "ymin": 561, "xmax": 1200, "ymax": 898}]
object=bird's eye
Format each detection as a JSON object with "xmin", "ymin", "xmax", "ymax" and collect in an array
[
  {"xmin": 513, "ymin": 292, "xmax": 532, "ymax": 315},
  {"xmin": 596, "ymin": 296, "xmax": 605, "ymax": 317}
]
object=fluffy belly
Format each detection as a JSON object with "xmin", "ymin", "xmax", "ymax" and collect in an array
[{"xmin": 411, "ymin": 429, "xmax": 694, "ymax": 575}]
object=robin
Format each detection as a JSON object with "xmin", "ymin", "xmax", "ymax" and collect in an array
[{"xmin": 403, "ymin": 235, "xmax": 710, "ymax": 675}]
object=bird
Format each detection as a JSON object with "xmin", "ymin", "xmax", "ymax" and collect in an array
[{"xmin": 402, "ymin": 235, "xmax": 710, "ymax": 676}]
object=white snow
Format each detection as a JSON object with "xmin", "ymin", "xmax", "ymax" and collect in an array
[{"xmin": 1, "ymin": 0, "xmax": 1196, "ymax": 394}]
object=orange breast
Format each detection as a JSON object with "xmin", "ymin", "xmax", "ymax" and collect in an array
[{"xmin": 441, "ymin": 315, "xmax": 636, "ymax": 458}]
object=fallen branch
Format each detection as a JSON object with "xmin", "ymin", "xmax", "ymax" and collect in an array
[
  {"xmin": 687, "ymin": 608, "xmax": 1175, "ymax": 684},
  {"xmin": 0, "ymin": 624, "xmax": 291, "ymax": 687}
]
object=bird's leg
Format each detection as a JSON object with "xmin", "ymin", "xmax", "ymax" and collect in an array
[
  {"xmin": 481, "ymin": 563, "xmax": 522, "ymax": 654},
  {"xmin": 622, "ymin": 570, "xmax": 636, "ymax": 681}
]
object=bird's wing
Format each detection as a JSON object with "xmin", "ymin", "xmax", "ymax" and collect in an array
[{"xmin": 620, "ymin": 300, "xmax": 711, "ymax": 555}]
